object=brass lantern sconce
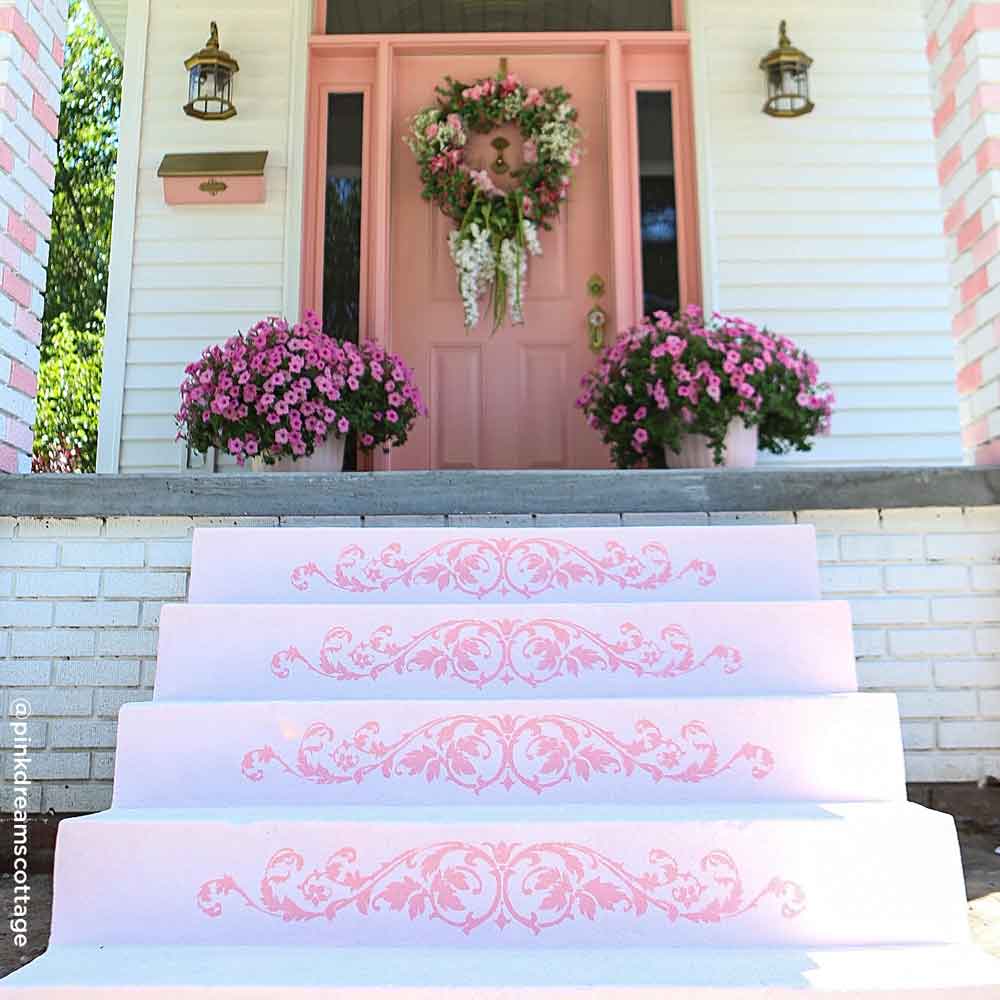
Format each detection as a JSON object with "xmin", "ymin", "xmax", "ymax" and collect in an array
[
  {"xmin": 184, "ymin": 22, "xmax": 239, "ymax": 121},
  {"xmin": 760, "ymin": 21, "xmax": 814, "ymax": 118}
]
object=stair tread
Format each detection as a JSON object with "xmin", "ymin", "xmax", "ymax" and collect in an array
[
  {"xmin": 69, "ymin": 800, "xmax": 936, "ymax": 824},
  {"xmin": 8, "ymin": 944, "xmax": 1000, "ymax": 993}
]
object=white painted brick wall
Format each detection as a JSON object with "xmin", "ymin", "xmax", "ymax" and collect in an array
[{"xmin": 0, "ymin": 507, "xmax": 997, "ymax": 812}]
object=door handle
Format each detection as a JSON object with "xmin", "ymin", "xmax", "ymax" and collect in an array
[
  {"xmin": 586, "ymin": 273, "xmax": 607, "ymax": 352},
  {"xmin": 587, "ymin": 306, "xmax": 608, "ymax": 352}
]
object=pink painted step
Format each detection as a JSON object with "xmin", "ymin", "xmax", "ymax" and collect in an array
[
  {"xmin": 47, "ymin": 804, "xmax": 967, "ymax": 951},
  {"xmin": 154, "ymin": 600, "xmax": 856, "ymax": 700},
  {"xmin": 7, "ymin": 945, "xmax": 1000, "ymax": 998},
  {"xmin": 111, "ymin": 695, "xmax": 906, "ymax": 808},
  {"xmin": 187, "ymin": 526, "xmax": 821, "ymax": 605}
]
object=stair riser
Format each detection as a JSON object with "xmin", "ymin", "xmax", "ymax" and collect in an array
[
  {"xmin": 187, "ymin": 526, "xmax": 821, "ymax": 605},
  {"xmin": 154, "ymin": 601, "xmax": 856, "ymax": 701},
  {"xmin": 9, "ymin": 944, "xmax": 1000, "ymax": 997},
  {"xmin": 49, "ymin": 810, "xmax": 968, "ymax": 950},
  {"xmin": 112, "ymin": 696, "xmax": 906, "ymax": 808}
]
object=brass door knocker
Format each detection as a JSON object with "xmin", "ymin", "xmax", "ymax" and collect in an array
[{"xmin": 491, "ymin": 137, "xmax": 510, "ymax": 175}]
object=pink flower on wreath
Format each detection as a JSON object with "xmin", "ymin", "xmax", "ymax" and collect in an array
[
  {"xmin": 524, "ymin": 87, "xmax": 543, "ymax": 107},
  {"xmin": 447, "ymin": 113, "xmax": 462, "ymax": 131},
  {"xmin": 425, "ymin": 123, "xmax": 439, "ymax": 139},
  {"xmin": 569, "ymin": 148, "xmax": 581, "ymax": 167},
  {"xmin": 470, "ymin": 168, "xmax": 500, "ymax": 196},
  {"xmin": 522, "ymin": 140, "xmax": 538, "ymax": 164}
]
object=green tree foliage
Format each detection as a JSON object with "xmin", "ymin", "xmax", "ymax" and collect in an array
[
  {"xmin": 34, "ymin": 1, "xmax": 121, "ymax": 472},
  {"xmin": 33, "ymin": 315, "xmax": 102, "ymax": 471},
  {"xmin": 44, "ymin": 0, "xmax": 121, "ymax": 334}
]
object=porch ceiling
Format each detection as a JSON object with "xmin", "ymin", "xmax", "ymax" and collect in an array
[{"xmin": 88, "ymin": 0, "xmax": 126, "ymax": 56}]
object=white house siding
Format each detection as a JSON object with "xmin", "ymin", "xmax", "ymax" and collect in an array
[
  {"xmin": 100, "ymin": 0, "xmax": 964, "ymax": 471},
  {"xmin": 691, "ymin": 0, "xmax": 964, "ymax": 466},
  {"xmin": 106, "ymin": 0, "xmax": 296, "ymax": 473}
]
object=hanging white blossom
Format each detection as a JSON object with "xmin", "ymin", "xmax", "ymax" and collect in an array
[{"xmin": 448, "ymin": 223, "xmax": 496, "ymax": 330}]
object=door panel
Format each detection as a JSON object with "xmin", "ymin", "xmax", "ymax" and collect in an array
[
  {"xmin": 430, "ymin": 345, "xmax": 484, "ymax": 470},
  {"xmin": 389, "ymin": 52, "xmax": 613, "ymax": 470}
]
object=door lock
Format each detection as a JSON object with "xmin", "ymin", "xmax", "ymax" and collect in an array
[
  {"xmin": 586, "ymin": 273, "xmax": 608, "ymax": 352},
  {"xmin": 587, "ymin": 305, "xmax": 608, "ymax": 352}
]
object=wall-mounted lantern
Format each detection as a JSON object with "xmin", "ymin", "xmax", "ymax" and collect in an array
[
  {"xmin": 184, "ymin": 22, "xmax": 239, "ymax": 121},
  {"xmin": 760, "ymin": 21, "xmax": 814, "ymax": 118}
]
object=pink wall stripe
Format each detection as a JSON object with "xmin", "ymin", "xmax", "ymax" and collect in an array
[
  {"xmin": 958, "ymin": 210, "xmax": 983, "ymax": 252},
  {"xmin": 939, "ymin": 143, "xmax": 963, "ymax": 184},
  {"xmin": 935, "ymin": 92, "xmax": 957, "ymax": 136},
  {"xmin": 945, "ymin": 197, "xmax": 966, "ymax": 235},
  {"xmin": 941, "ymin": 50, "xmax": 968, "ymax": 96},
  {"xmin": 957, "ymin": 359, "xmax": 984, "ymax": 394},
  {"xmin": 961, "ymin": 266, "xmax": 989, "ymax": 306}
]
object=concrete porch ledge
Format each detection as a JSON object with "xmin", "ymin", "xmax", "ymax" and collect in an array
[{"xmin": 1, "ymin": 466, "xmax": 998, "ymax": 517}]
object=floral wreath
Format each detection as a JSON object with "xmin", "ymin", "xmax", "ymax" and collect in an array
[{"xmin": 406, "ymin": 70, "xmax": 582, "ymax": 331}]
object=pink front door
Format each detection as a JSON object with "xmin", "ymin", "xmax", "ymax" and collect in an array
[
  {"xmin": 390, "ymin": 52, "xmax": 612, "ymax": 471},
  {"xmin": 304, "ymin": 35, "xmax": 700, "ymax": 471}
]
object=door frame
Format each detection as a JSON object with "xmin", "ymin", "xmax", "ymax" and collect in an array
[{"xmin": 302, "ymin": 28, "xmax": 701, "ymax": 467}]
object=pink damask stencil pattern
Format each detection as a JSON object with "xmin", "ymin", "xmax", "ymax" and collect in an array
[
  {"xmin": 271, "ymin": 618, "xmax": 743, "ymax": 689},
  {"xmin": 289, "ymin": 536, "xmax": 717, "ymax": 599},
  {"xmin": 241, "ymin": 716, "xmax": 774, "ymax": 793},
  {"xmin": 197, "ymin": 841, "xmax": 806, "ymax": 935}
]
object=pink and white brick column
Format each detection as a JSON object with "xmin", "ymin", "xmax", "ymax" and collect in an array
[
  {"xmin": 926, "ymin": 1, "xmax": 1000, "ymax": 464},
  {"xmin": 0, "ymin": 0, "xmax": 64, "ymax": 474}
]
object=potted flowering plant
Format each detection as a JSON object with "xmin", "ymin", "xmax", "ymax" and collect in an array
[
  {"xmin": 576, "ymin": 306, "xmax": 834, "ymax": 469},
  {"xmin": 176, "ymin": 311, "xmax": 426, "ymax": 470}
]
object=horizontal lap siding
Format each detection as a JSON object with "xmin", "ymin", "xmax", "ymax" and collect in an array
[
  {"xmin": 695, "ymin": 0, "xmax": 963, "ymax": 466},
  {"xmin": 119, "ymin": 2, "xmax": 293, "ymax": 472}
]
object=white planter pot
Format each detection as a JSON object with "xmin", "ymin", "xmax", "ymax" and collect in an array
[
  {"xmin": 666, "ymin": 420, "xmax": 759, "ymax": 470},
  {"xmin": 251, "ymin": 434, "xmax": 345, "ymax": 473}
]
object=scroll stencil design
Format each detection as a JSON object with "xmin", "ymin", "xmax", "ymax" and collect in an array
[
  {"xmin": 242, "ymin": 716, "xmax": 774, "ymax": 793},
  {"xmin": 197, "ymin": 841, "xmax": 806, "ymax": 935},
  {"xmin": 289, "ymin": 536, "xmax": 717, "ymax": 599},
  {"xmin": 271, "ymin": 618, "xmax": 743, "ymax": 689}
]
